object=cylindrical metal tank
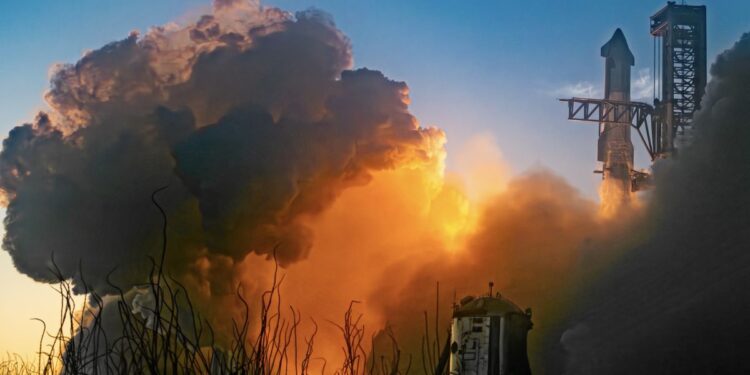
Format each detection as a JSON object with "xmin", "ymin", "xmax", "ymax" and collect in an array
[{"xmin": 448, "ymin": 294, "xmax": 532, "ymax": 375}]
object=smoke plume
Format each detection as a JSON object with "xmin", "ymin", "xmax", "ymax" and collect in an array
[
  {"xmin": 220, "ymin": 155, "xmax": 611, "ymax": 373},
  {"xmin": 0, "ymin": 1, "xmax": 443, "ymax": 300}
]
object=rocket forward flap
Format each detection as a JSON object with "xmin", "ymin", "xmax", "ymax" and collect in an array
[{"xmin": 600, "ymin": 28, "xmax": 634, "ymax": 66}]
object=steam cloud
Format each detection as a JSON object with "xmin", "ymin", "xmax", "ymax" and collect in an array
[
  {"xmin": 0, "ymin": 1, "xmax": 443, "ymax": 297},
  {"xmin": 361, "ymin": 168, "xmax": 622, "ymax": 375},
  {"xmin": 545, "ymin": 33, "xmax": 750, "ymax": 374}
]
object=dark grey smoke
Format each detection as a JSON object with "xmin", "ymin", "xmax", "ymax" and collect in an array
[
  {"xmin": 0, "ymin": 1, "xmax": 443, "ymax": 299},
  {"xmin": 546, "ymin": 32, "xmax": 750, "ymax": 374}
]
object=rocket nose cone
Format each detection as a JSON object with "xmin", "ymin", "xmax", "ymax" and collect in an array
[{"xmin": 601, "ymin": 28, "xmax": 635, "ymax": 65}]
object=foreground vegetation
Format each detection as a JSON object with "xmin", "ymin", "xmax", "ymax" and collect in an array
[{"xmin": 0, "ymin": 190, "xmax": 445, "ymax": 375}]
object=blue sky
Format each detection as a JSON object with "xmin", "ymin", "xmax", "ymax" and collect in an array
[{"xmin": 1, "ymin": 1, "xmax": 748, "ymax": 198}]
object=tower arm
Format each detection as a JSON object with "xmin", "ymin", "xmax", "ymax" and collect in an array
[{"xmin": 559, "ymin": 97, "xmax": 666, "ymax": 160}]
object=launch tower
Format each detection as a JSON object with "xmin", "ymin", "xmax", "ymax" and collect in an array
[
  {"xmin": 651, "ymin": 1, "xmax": 707, "ymax": 151},
  {"xmin": 559, "ymin": 2, "xmax": 707, "ymax": 193}
]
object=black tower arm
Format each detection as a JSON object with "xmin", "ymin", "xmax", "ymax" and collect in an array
[{"xmin": 559, "ymin": 97, "xmax": 667, "ymax": 160}]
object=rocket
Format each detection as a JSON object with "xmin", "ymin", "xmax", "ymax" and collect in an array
[{"xmin": 598, "ymin": 28, "xmax": 635, "ymax": 198}]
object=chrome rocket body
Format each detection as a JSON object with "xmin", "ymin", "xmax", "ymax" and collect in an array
[{"xmin": 598, "ymin": 29, "xmax": 635, "ymax": 197}]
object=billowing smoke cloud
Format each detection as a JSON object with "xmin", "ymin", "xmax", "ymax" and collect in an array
[
  {"xmin": 360, "ymin": 169, "xmax": 619, "ymax": 375},
  {"xmin": 0, "ymin": 1, "xmax": 443, "ymax": 299},
  {"xmin": 545, "ymin": 33, "xmax": 750, "ymax": 374},
  {"xmin": 221, "ymin": 149, "xmax": 612, "ymax": 373}
]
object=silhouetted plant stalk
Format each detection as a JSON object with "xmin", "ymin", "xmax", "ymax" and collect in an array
[
  {"xmin": 421, "ymin": 282, "xmax": 449, "ymax": 375},
  {"xmin": 369, "ymin": 326, "xmax": 412, "ymax": 375},
  {"xmin": 0, "ymin": 188, "xmax": 447, "ymax": 374}
]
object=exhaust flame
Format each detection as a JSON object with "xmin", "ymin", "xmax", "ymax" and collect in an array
[{"xmin": 597, "ymin": 177, "xmax": 633, "ymax": 218}]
